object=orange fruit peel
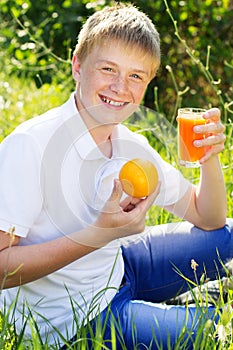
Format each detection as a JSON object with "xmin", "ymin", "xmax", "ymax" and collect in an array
[{"xmin": 119, "ymin": 158, "xmax": 158, "ymax": 198}]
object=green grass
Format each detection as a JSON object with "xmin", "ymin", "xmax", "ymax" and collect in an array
[
  {"xmin": 0, "ymin": 73, "xmax": 233, "ymax": 349},
  {"xmin": 0, "ymin": 76, "xmax": 69, "ymax": 142}
]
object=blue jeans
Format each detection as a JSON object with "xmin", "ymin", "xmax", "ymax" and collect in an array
[
  {"xmin": 62, "ymin": 219, "xmax": 233, "ymax": 349},
  {"xmin": 96, "ymin": 219, "xmax": 233, "ymax": 349}
]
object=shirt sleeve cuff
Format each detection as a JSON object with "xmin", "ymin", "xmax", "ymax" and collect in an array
[{"xmin": 0, "ymin": 218, "xmax": 29, "ymax": 237}]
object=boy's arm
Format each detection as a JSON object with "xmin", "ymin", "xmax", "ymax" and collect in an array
[
  {"xmin": 0, "ymin": 228, "xmax": 96, "ymax": 289},
  {"xmin": 0, "ymin": 179, "xmax": 159, "ymax": 289},
  {"xmin": 165, "ymin": 155, "xmax": 226, "ymax": 230}
]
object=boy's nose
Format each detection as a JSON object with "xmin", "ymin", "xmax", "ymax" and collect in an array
[{"xmin": 110, "ymin": 75, "xmax": 129, "ymax": 94}]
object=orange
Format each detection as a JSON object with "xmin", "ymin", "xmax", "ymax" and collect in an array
[{"xmin": 119, "ymin": 158, "xmax": 158, "ymax": 198}]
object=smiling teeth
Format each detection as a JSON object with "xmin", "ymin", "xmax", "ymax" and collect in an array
[{"xmin": 103, "ymin": 97, "xmax": 125, "ymax": 106}]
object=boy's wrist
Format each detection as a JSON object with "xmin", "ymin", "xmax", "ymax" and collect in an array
[{"xmin": 69, "ymin": 225, "xmax": 115, "ymax": 249}]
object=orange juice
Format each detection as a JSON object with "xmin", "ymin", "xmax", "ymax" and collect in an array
[{"xmin": 177, "ymin": 108, "xmax": 206, "ymax": 167}]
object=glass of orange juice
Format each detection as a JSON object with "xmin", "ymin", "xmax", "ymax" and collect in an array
[{"xmin": 177, "ymin": 107, "xmax": 206, "ymax": 168}]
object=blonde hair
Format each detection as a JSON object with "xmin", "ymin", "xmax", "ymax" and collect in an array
[{"xmin": 74, "ymin": 2, "xmax": 160, "ymax": 77}]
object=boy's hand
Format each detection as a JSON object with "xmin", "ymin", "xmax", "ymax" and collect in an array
[
  {"xmin": 119, "ymin": 195, "xmax": 142, "ymax": 213},
  {"xmin": 193, "ymin": 107, "xmax": 226, "ymax": 164},
  {"xmin": 93, "ymin": 179, "xmax": 160, "ymax": 244}
]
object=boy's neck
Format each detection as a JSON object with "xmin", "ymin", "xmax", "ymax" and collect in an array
[
  {"xmin": 90, "ymin": 124, "xmax": 115, "ymax": 158},
  {"xmin": 74, "ymin": 92, "xmax": 114, "ymax": 157}
]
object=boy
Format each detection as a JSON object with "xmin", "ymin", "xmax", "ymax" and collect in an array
[{"xmin": 0, "ymin": 3, "xmax": 232, "ymax": 349}]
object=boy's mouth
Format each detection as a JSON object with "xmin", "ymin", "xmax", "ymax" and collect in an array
[{"xmin": 100, "ymin": 94, "xmax": 128, "ymax": 107}]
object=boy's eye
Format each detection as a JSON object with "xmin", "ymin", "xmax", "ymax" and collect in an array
[
  {"xmin": 102, "ymin": 67, "xmax": 113, "ymax": 72},
  {"xmin": 131, "ymin": 74, "xmax": 142, "ymax": 80}
]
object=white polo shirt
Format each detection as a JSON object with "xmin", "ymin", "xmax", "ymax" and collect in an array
[{"xmin": 0, "ymin": 93, "xmax": 190, "ymax": 344}]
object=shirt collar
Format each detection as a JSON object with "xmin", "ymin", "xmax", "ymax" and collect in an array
[{"xmin": 61, "ymin": 93, "xmax": 116, "ymax": 161}]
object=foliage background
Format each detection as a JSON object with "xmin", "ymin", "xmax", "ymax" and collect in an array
[{"xmin": 0, "ymin": 0, "xmax": 233, "ymax": 122}]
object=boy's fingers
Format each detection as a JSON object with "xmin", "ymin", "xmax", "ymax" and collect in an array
[
  {"xmin": 203, "ymin": 108, "xmax": 221, "ymax": 121},
  {"xmin": 136, "ymin": 182, "xmax": 161, "ymax": 211}
]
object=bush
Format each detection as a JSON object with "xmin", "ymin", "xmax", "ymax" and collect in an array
[{"xmin": 0, "ymin": 0, "xmax": 232, "ymax": 121}]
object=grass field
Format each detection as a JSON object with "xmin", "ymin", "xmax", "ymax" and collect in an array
[{"xmin": 0, "ymin": 72, "xmax": 233, "ymax": 349}]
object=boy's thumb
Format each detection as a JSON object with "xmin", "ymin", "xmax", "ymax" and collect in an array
[
  {"xmin": 109, "ymin": 179, "xmax": 123, "ymax": 202},
  {"xmin": 103, "ymin": 179, "xmax": 122, "ymax": 214}
]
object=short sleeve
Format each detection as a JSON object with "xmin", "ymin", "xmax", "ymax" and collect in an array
[
  {"xmin": 0, "ymin": 133, "xmax": 42, "ymax": 237},
  {"xmin": 113, "ymin": 125, "xmax": 191, "ymax": 208},
  {"xmin": 154, "ymin": 159, "xmax": 191, "ymax": 207},
  {"xmin": 136, "ymin": 138, "xmax": 191, "ymax": 207}
]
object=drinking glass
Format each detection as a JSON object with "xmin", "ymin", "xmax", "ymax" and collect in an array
[{"xmin": 177, "ymin": 107, "xmax": 206, "ymax": 168}]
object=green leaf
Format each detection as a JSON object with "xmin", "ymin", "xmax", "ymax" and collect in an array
[
  {"xmin": 188, "ymin": 25, "xmax": 198, "ymax": 36},
  {"xmin": 11, "ymin": 6, "xmax": 20, "ymax": 18},
  {"xmin": 15, "ymin": 49, "xmax": 24, "ymax": 60},
  {"xmin": 180, "ymin": 12, "xmax": 188, "ymax": 21}
]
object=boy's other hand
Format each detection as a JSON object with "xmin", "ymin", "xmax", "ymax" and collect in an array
[{"xmin": 193, "ymin": 107, "xmax": 226, "ymax": 163}]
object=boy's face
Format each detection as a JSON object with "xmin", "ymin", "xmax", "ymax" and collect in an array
[{"xmin": 72, "ymin": 40, "xmax": 156, "ymax": 127}]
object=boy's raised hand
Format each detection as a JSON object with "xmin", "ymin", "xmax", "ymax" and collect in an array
[{"xmin": 194, "ymin": 108, "xmax": 226, "ymax": 164}]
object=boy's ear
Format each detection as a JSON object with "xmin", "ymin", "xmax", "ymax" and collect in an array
[{"xmin": 72, "ymin": 55, "xmax": 81, "ymax": 82}]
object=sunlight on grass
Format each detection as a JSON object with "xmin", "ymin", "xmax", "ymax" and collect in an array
[{"xmin": 0, "ymin": 75, "xmax": 70, "ymax": 142}]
